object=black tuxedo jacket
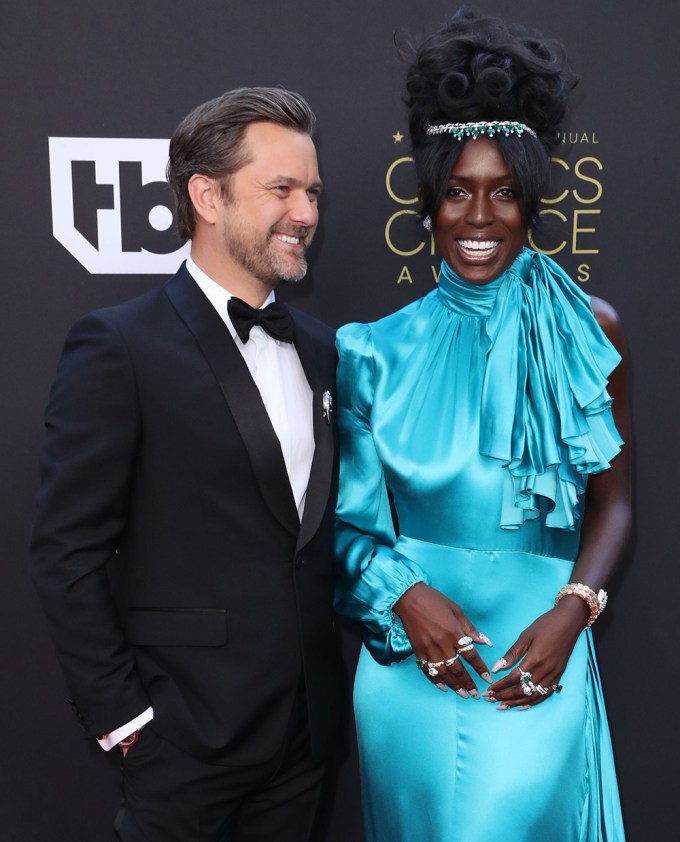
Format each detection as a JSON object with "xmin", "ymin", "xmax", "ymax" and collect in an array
[{"xmin": 31, "ymin": 264, "xmax": 340, "ymax": 765}]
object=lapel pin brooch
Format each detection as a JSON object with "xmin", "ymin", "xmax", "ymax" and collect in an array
[{"xmin": 322, "ymin": 390, "xmax": 333, "ymax": 425}]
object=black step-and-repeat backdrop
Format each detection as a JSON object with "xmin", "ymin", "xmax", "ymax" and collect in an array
[{"xmin": 3, "ymin": 2, "xmax": 678, "ymax": 838}]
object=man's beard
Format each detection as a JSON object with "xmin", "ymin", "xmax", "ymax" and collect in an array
[{"xmin": 225, "ymin": 223, "xmax": 309, "ymax": 288}]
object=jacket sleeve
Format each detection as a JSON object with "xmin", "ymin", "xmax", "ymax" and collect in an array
[
  {"xmin": 334, "ymin": 323, "xmax": 429, "ymax": 665},
  {"xmin": 30, "ymin": 311, "xmax": 150, "ymax": 736}
]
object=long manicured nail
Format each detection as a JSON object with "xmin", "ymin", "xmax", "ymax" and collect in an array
[
  {"xmin": 481, "ymin": 671, "xmax": 492, "ymax": 684},
  {"xmin": 478, "ymin": 632, "xmax": 493, "ymax": 646},
  {"xmin": 496, "ymin": 703, "xmax": 510, "ymax": 710},
  {"xmin": 482, "ymin": 690, "xmax": 495, "ymax": 700},
  {"xmin": 436, "ymin": 682, "xmax": 448, "ymax": 693},
  {"xmin": 491, "ymin": 658, "xmax": 508, "ymax": 673},
  {"xmin": 469, "ymin": 689, "xmax": 480, "ymax": 700},
  {"xmin": 518, "ymin": 705, "xmax": 531, "ymax": 711},
  {"xmin": 456, "ymin": 688, "xmax": 469, "ymax": 699}
]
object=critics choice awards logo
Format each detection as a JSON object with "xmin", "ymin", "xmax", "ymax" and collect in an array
[
  {"xmin": 49, "ymin": 137, "xmax": 188, "ymax": 274},
  {"xmin": 383, "ymin": 129, "xmax": 603, "ymax": 287}
]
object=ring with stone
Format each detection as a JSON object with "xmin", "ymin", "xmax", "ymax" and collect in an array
[
  {"xmin": 552, "ymin": 684, "xmax": 564, "ymax": 694},
  {"xmin": 522, "ymin": 682, "xmax": 536, "ymax": 696},
  {"xmin": 427, "ymin": 663, "xmax": 440, "ymax": 677},
  {"xmin": 457, "ymin": 643, "xmax": 475, "ymax": 654},
  {"xmin": 415, "ymin": 658, "xmax": 426, "ymax": 669},
  {"xmin": 518, "ymin": 667, "xmax": 533, "ymax": 685},
  {"xmin": 457, "ymin": 636, "xmax": 473, "ymax": 647}
]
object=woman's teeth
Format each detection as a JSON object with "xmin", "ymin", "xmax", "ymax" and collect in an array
[{"xmin": 458, "ymin": 239, "xmax": 499, "ymax": 253}]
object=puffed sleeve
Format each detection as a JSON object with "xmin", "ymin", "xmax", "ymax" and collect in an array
[{"xmin": 334, "ymin": 322, "xmax": 430, "ymax": 665}]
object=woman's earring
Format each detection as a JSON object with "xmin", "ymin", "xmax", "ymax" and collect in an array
[{"xmin": 422, "ymin": 216, "xmax": 432, "ymax": 231}]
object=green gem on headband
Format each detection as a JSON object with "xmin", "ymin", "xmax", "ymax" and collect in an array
[{"xmin": 425, "ymin": 120, "xmax": 537, "ymax": 140}]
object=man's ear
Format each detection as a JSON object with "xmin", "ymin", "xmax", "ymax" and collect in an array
[{"xmin": 187, "ymin": 174, "xmax": 223, "ymax": 225}]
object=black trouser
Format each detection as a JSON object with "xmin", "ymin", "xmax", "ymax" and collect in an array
[{"xmin": 115, "ymin": 687, "xmax": 324, "ymax": 842}]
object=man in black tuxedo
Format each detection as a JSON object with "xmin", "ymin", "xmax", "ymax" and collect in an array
[{"xmin": 31, "ymin": 87, "xmax": 340, "ymax": 841}]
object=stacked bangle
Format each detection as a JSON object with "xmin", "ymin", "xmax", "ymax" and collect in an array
[{"xmin": 555, "ymin": 582, "xmax": 608, "ymax": 628}]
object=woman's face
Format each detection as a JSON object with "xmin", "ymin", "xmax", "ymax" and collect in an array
[{"xmin": 433, "ymin": 135, "xmax": 527, "ymax": 284}]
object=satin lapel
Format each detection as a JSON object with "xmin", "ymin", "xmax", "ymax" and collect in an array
[
  {"xmin": 164, "ymin": 267, "xmax": 299, "ymax": 537},
  {"xmin": 292, "ymin": 313, "xmax": 335, "ymax": 551}
]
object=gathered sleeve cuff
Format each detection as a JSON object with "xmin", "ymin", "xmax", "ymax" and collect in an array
[{"xmin": 334, "ymin": 323, "xmax": 429, "ymax": 664}]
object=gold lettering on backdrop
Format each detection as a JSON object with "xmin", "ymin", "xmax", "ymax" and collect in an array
[
  {"xmin": 384, "ymin": 133, "xmax": 603, "ymax": 286},
  {"xmin": 573, "ymin": 157, "xmax": 603, "ymax": 204},
  {"xmin": 385, "ymin": 157, "xmax": 418, "ymax": 204},
  {"xmin": 531, "ymin": 153, "xmax": 604, "ymax": 273},
  {"xmin": 557, "ymin": 131, "xmax": 599, "ymax": 144},
  {"xmin": 540, "ymin": 158, "xmax": 570, "ymax": 205},
  {"xmin": 577, "ymin": 264, "xmax": 590, "ymax": 283},
  {"xmin": 528, "ymin": 208, "xmax": 568, "ymax": 255},
  {"xmin": 572, "ymin": 209, "xmax": 600, "ymax": 254},
  {"xmin": 385, "ymin": 210, "xmax": 426, "ymax": 256},
  {"xmin": 397, "ymin": 266, "xmax": 414, "ymax": 284}
]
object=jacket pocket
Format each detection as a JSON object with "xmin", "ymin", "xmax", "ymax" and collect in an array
[{"xmin": 124, "ymin": 607, "xmax": 227, "ymax": 646}]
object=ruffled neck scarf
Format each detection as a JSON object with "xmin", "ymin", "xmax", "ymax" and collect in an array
[{"xmin": 437, "ymin": 248, "xmax": 623, "ymax": 531}]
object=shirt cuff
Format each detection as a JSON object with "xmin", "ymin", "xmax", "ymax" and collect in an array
[{"xmin": 97, "ymin": 707, "xmax": 154, "ymax": 751}]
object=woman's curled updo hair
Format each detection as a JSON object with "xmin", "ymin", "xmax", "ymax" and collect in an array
[{"xmin": 404, "ymin": 8, "xmax": 578, "ymax": 223}]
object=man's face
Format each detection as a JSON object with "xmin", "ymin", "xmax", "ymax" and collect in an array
[{"xmin": 215, "ymin": 122, "xmax": 321, "ymax": 288}]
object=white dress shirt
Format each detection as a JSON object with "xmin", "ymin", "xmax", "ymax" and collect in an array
[
  {"xmin": 98, "ymin": 257, "xmax": 315, "ymax": 750},
  {"xmin": 187, "ymin": 255, "xmax": 314, "ymax": 518}
]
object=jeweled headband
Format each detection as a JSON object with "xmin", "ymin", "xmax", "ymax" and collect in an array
[{"xmin": 425, "ymin": 120, "xmax": 537, "ymax": 140}]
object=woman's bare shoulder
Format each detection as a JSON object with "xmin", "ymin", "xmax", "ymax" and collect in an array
[{"xmin": 589, "ymin": 295, "xmax": 625, "ymax": 349}]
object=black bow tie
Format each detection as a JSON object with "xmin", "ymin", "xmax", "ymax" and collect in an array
[{"xmin": 227, "ymin": 297, "xmax": 295, "ymax": 344}]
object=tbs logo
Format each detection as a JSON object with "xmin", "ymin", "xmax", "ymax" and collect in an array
[{"xmin": 49, "ymin": 138, "xmax": 189, "ymax": 274}]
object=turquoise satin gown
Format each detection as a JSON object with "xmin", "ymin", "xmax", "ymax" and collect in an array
[{"xmin": 335, "ymin": 249, "xmax": 626, "ymax": 841}]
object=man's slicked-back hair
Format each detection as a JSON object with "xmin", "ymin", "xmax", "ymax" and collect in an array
[{"xmin": 167, "ymin": 86, "xmax": 316, "ymax": 240}]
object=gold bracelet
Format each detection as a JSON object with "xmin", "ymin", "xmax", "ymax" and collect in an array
[{"xmin": 554, "ymin": 582, "xmax": 608, "ymax": 628}]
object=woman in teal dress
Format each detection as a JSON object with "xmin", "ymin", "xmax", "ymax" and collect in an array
[{"xmin": 334, "ymin": 11, "xmax": 631, "ymax": 841}]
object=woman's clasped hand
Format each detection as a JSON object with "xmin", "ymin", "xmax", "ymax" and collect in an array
[
  {"xmin": 395, "ymin": 582, "xmax": 493, "ymax": 698},
  {"xmin": 397, "ymin": 581, "xmax": 588, "ymax": 708}
]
